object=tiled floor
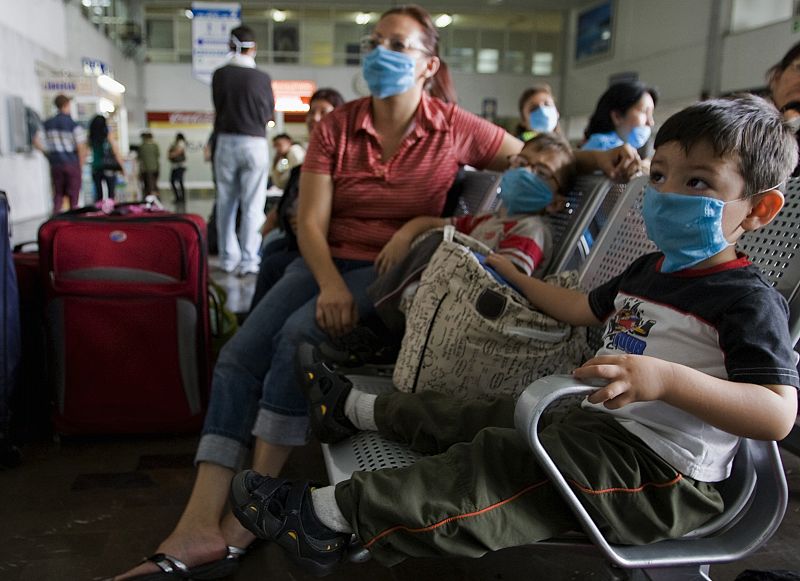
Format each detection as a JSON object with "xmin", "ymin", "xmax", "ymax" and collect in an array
[{"xmin": 4, "ymin": 194, "xmax": 800, "ymax": 580}]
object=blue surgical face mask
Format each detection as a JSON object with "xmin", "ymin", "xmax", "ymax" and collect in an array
[
  {"xmin": 528, "ymin": 104, "xmax": 559, "ymax": 133},
  {"xmin": 641, "ymin": 185, "xmax": 739, "ymax": 272},
  {"xmin": 362, "ymin": 46, "xmax": 417, "ymax": 100},
  {"xmin": 626, "ymin": 125, "xmax": 652, "ymax": 149},
  {"xmin": 499, "ymin": 168, "xmax": 554, "ymax": 215}
]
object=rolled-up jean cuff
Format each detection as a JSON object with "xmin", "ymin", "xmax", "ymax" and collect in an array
[
  {"xmin": 253, "ymin": 408, "xmax": 310, "ymax": 446},
  {"xmin": 195, "ymin": 433, "xmax": 249, "ymax": 470}
]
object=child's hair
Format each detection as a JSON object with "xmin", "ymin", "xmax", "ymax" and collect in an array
[
  {"xmin": 654, "ymin": 94, "xmax": 799, "ymax": 197},
  {"xmin": 523, "ymin": 132, "xmax": 576, "ymax": 193}
]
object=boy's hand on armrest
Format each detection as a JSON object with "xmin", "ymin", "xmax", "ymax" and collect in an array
[
  {"xmin": 575, "ymin": 354, "xmax": 670, "ymax": 408},
  {"xmin": 575, "ymin": 355, "xmax": 799, "ymax": 440}
]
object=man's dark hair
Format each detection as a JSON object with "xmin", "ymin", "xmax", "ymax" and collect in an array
[
  {"xmin": 272, "ymin": 133, "xmax": 291, "ymax": 142},
  {"xmin": 54, "ymin": 94, "xmax": 70, "ymax": 110},
  {"xmin": 654, "ymin": 94, "xmax": 799, "ymax": 197},
  {"xmin": 229, "ymin": 25, "xmax": 256, "ymax": 51}
]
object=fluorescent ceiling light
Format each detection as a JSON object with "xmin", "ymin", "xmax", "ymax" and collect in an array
[
  {"xmin": 272, "ymin": 9, "xmax": 287, "ymax": 22},
  {"xmin": 185, "ymin": 9, "xmax": 193, "ymax": 19},
  {"xmin": 355, "ymin": 12, "xmax": 371, "ymax": 25},
  {"xmin": 81, "ymin": 0, "xmax": 92, "ymax": 6},
  {"xmin": 435, "ymin": 14, "xmax": 453, "ymax": 28},
  {"xmin": 97, "ymin": 74, "xmax": 126, "ymax": 94}
]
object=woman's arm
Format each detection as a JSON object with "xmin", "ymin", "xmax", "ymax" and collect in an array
[
  {"xmin": 573, "ymin": 144, "xmax": 641, "ymax": 181},
  {"xmin": 297, "ymin": 171, "xmax": 358, "ymax": 336},
  {"xmin": 375, "ymin": 216, "xmax": 449, "ymax": 275},
  {"xmin": 483, "ymin": 133, "xmax": 523, "ymax": 172}
]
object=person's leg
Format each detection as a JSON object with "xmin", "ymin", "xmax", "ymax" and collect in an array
[
  {"xmin": 177, "ymin": 167, "xmax": 186, "ymax": 202},
  {"xmin": 214, "ymin": 136, "xmax": 242, "ymax": 272},
  {"xmin": 231, "ymin": 425, "xmax": 576, "ymax": 570},
  {"xmin": 374, "ymin": 391, "xmax": 516, "ymax": 454},
  {"xmin": 334, "ymin": 425, "xmax": 576, "ymax": 566},
  {"xmin": 237, "ymin": 137, "xmax": 268, "ymax": 273},
  {"xmin": 92, "ymin": 169, "xmax": 104, "ymax": 203},
  {"xmin": 170, "ymin": 167, "xmax": 179, "ymax": 200},
  {"xmin": 250, "ymin": 247, "xmax": 297, "ymax": 312},
  {"xmin": 65, "ymin": 163, "xmax": 82, "ymax": 209},
  {"xmin": 105, "ymin": 173, "xmax": 116, "ymax": 200},
  {"xmin": 252, "ymin": 263, "xmax": 377, "ymax": 449},
  {"xmin": 114, "ymin": 259, "xmax": 320, "ymax": 579},
  {"xmin": 51, "ymin": 165, "xmax": 66, "ymax": 214}
]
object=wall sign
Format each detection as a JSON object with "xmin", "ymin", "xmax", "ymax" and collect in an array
[{"xmin": 191, "ymin": 1, "xmax": 241, "ymax": 85}]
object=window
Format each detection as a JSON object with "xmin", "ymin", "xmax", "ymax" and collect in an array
[
  {"xmin": 147, "ymin": 19, "xmax": 174, "ymax": 50},
  {"xmin": 731, "ymin": 0, "xmax": 792, "ymax": 32},
  {"xmin": 477, "ymin": 49, "xmax": 499, "ymax": 73},
  {"xmin": 273, "ymin": 23, "xmax": 299, "ymax": 63},
  {"xmin": 532, "ymin": 52, "xmax": 553, "ymax": 76}
]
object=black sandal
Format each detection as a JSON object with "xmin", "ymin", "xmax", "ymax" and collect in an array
[
  {"xmin": 230, "ymin": 471, "xmax": 349, "ymax": 577},
  {"xmin": 296, "ymin": 343, "xmax": 358, "ymax": 444},
  {"xmin": 124, "ymin": 545, "xmax": 245, "ymax": 580}
]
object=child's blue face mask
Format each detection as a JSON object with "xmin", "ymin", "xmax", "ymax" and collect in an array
[
  {"xmin": 528, "ymin": 105, "xmax": 559, "ymax": 133},
  {"xmin": 626, "ymin": 125, "xmax": 651, "ymax": 149},
  {"xmin": 362, "ymin": 46, "xmax": 416, "ymax": 99},
  {"xmin": 499, "ymin": 168, "xmax": 554, "ymax": 215},
  {"xmin": 642, "ymin": 185, "xmax": 741, "ymax": 272}
]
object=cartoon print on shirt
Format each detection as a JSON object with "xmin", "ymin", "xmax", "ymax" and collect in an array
[{"xmin": 603, "ymin": 298, "xmax": 657, "ymax": 355}]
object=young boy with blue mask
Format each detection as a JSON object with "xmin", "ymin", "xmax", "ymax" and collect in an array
[
  {"xmin": 227, "ymin": 95, "xmax": 799, "ymax": 576},
  {"xmin": 374, "ymin": 133, "xmax": 576, "ymax": 278}
]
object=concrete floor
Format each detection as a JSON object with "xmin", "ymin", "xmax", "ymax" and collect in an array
[{"xmin": 4, "ymin": 194, "xmax": 800, "ymax": 580}]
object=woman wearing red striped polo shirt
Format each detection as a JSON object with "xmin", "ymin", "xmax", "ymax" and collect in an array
[{"xmin": 114, "ymin": 5, "xmax": 642, "ymax": 579}]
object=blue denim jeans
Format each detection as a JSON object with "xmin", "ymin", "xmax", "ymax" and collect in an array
[
  {"xmin": 196, "ymin": 256, "xmax": 376, "ymax": 469},
  {"xmin": 214, "ymin": 134, "xmax": 268, "ymax": 272}
]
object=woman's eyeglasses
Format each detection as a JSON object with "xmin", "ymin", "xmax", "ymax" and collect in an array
[
  {"xmin": 360, "ymin": 35, "xmax": 430, "ymax": 55},
  {"xmin": 507, "ymin": 154, "xmax": 561, "ymax": 192}
]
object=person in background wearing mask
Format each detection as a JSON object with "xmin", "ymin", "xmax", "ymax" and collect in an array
[
  {"xmin": 516, "ymin": 84, "xmax": 561, "ymax": 142},
  {"xmin": 582, "ymin": 80, "xmax": 658, "ymax": 155},
  {"xmin": 34, "ymin": 94, "xmax": 87, "ymax": 213},
  {"xmin": 269, "ymin": 133, "xmax": 305, "ymax": 191},
  {"xmin": 212, "ymin": 25, "xmax": 275, "ymax": 277},
  {"xmin": 767, "ymin": 40, "xmax": 800, "ymax": 175}
]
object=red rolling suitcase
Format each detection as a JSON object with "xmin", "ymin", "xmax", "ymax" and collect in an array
[{"xmin": 38, "ymin": 206, "xmax": 211, "ymax": 434}]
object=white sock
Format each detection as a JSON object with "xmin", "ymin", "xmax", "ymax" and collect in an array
[
  {"xmin": 344, "ymin": 389, "xmax": 378, "ymax": 431},
  {"xmin": 311, "ymin": 485, "xmax": 353, "ymax": 533}
]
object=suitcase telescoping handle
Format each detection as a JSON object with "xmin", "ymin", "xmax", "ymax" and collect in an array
[{"xmin": 60, "ymin": 195, "xmax": 165, "ymax": 217}]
